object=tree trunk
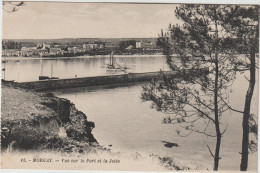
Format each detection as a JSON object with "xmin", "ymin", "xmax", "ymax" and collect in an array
[
  {"xmin": 240, "ymin": 47, "xmax": 256, "ymax": 171},
  {"xmin": 213, "ymin": 19, "xmax": 221, "ymax": 171},
  {"xmin": 213, "ymin": 50, "xmax": 221, "ymax": 171},
  {"xmin": 214, "ymin": 129, "xmax": 221, "ymax": 171},
  {"xmin": 213, "ymin": 54, "xmax": 221, "ymax": 171}
]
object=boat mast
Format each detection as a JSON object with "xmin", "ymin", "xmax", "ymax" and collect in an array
[
  {"xmin": 40, "ymin": 57, "xmax": 43, "ymax": 76},
  {"xmin": 51, "ymin": 64, "xmax": 53, "ymax": 78},
  {"xmin": 109, "ymin": 52, "xmax": 112, "ymax": 66},
  {"xmin": 111, "ymin": 51, "xmax": 115, "ymax": 68}
]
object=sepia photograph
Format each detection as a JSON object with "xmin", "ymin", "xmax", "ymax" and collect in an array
[{"xmin": 1, "ymin": 1, "xmax": 259, "ymax": 172}]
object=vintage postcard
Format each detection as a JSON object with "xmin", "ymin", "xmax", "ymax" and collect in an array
[{"xmin": 1, "ymin": 1, "xmax": 259, "ymax": 172}]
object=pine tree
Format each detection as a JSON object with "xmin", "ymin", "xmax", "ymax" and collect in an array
[
  {"xmin": 221, "ymin": 5, "xmax": 259, "ymax": 171},
  {"xmin": 142, "ymin": 4, "xmax": 248, "ymax": 170}
]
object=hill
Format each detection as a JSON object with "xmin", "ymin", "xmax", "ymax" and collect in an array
[{"xmin": 3, "ymin": 38, "xmax": 157, "ymax": 45}]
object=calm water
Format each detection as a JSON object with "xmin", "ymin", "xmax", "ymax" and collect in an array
[
  {"xmin": 54, "ymin": 71, "xmax": 258, "ymax": 171},
  {"xmin": 3, "ymin": 56, "xmax": 258, "ymax": 170},
  {"xmin": 2, "ymin": 56, "xmax": 169, "ymax": 82}
]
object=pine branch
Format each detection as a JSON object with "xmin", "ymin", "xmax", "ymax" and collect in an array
[
  {"xmin": 207, "ymin": 145, "xmax": 215, "ymax": 159},
  {"xmin": 219, "ymin": 95, "xmax": 244, "ymax": 114}
]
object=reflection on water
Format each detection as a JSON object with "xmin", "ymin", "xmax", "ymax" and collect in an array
[
  {"xmin": 2, "ymin": 56, "xmax": 169, "ymax": 82},
  {"xmin": 3, "ymin": 56, "xmax": 258, "ymax": 170},
  {"xmin": 55, "ymin": 71, "xmax": 258, "ymax": 171}
]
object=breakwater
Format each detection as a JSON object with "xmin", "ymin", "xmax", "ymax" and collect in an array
[{"xmin": 12, "ymin": 68, "xmax": 209, "ymax": 91}]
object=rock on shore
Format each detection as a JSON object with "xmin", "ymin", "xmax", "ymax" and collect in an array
[
  {"xmin": 1, "ymin": 83, "xmax": 99, "ymax": 153},
  {"xmin": 1, "ymin": 83, "xmax": 187, "ymax": 171}
]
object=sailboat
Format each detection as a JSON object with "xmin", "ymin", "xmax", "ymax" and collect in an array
[
  {"xmin": 39, "ymin": 57, "xmax": 59, "ymax": 80},
  {"xmin": 106, "ymin": 51, "xmax": 127, "ymax": 72}
]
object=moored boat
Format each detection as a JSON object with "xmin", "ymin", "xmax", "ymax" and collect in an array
[{"xmin": 106, "ymin": 51, "xmax": 128, "ymax": 72}]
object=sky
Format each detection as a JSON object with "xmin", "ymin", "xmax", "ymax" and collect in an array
[{"xmin": 2, "ymin": 2, "xmax": 179, "ymax": 39}]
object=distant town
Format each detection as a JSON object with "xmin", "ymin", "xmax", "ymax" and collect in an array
[{"xmin": 2, "ymin": 38, "xmax": 163, "ymax": 57}]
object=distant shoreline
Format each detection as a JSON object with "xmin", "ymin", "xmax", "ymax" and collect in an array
[{"xmin": 2, "ymin": 54, "xmax": 165, "ymax": 61}]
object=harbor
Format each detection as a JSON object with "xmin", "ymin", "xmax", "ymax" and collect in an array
[
  {"xmin": 2, "ymin": 2, "xmax": 258, "ymax": 171},
  {"xmin": 1, "ymin": 54, "xmax": 258, "ymax": 171},
  {"xmin": 13, "ymin": 68, "xmax": 209, "ymax": 91}
]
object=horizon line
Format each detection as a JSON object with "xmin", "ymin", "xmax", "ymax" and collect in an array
[{"xmin": 2, "ymin": 37, "xmax": 158, "ymax": 40}]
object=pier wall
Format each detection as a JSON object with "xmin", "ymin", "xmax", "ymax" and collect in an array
[{"xmin": 14, "ymin": 68, "xmax": 209, "ymax": 91}]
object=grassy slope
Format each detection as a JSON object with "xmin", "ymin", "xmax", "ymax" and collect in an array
[
  {"xmin": 1, "ymin": 83, "xmax": 185, "ymax": 171},
  {"xmin": 1, "ymin": 83, "xmax": 100, "ymax": 153},
  {"xmin": 1, "ymin": 84, "xmax": 52, "ymax": 121}
]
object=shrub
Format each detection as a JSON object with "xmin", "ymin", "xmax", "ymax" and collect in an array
[{"xmin": 11, "ymin": 125, "xmax": 48, "ymax": 150}]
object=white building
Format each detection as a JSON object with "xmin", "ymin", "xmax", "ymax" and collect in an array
[
  {"xmin": 21, "ymin": 47, "xmax": 28, "ymax": 51},
  {"xmin": 136, "ymin": 41, "xmax": 142, "ymax": 48}
]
